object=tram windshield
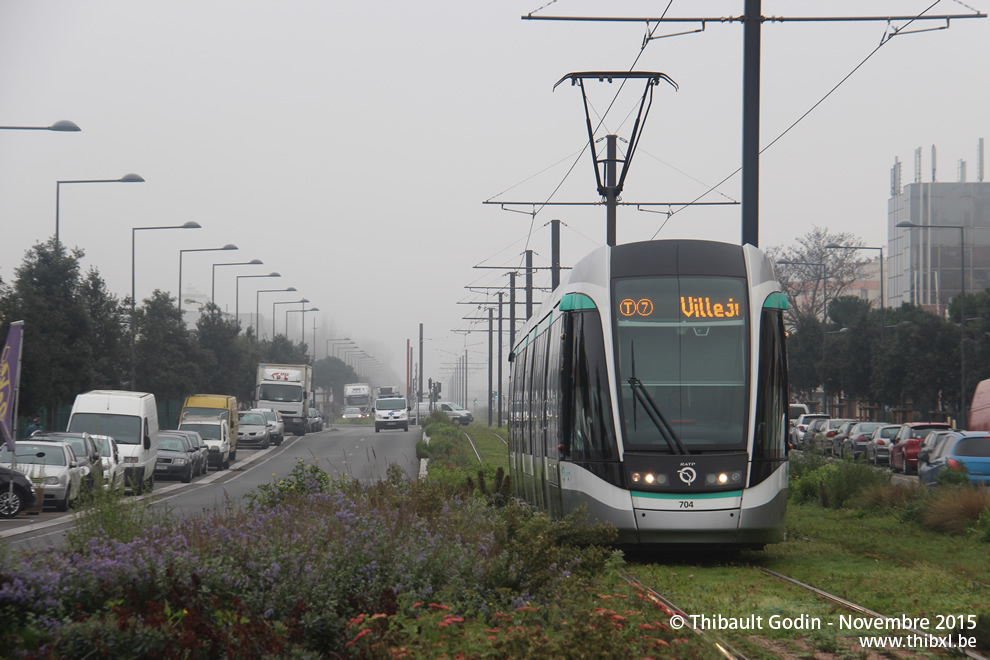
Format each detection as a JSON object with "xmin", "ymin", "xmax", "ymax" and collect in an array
[{"xmin": 613, "ymin": 276, "xmax": 748, "ymax": 451}]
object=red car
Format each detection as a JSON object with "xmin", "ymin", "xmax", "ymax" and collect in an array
[{"xmin": 890, "ymin": 422, "xmax": 952, "ymax": 474}]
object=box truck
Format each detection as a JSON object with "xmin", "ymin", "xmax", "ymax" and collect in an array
[{"xmin": 256, "ymin": 364, "xmax": 313, "ymax": 436}]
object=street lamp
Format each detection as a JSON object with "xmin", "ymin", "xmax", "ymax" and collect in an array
[
  {"xmin": 211, "ymin": 259, "xmax": 263, "ymax": 304},
  {"xmin": 178, "ymin": 244, "xmax": 238, "ymax": 312},
  {"xmin": 256, "ymin": 288, "xmax": 296, "ymax": 339},
  {"xmin": 327, "ymin": 337, "xmax": 351, "ymax": 359},
  {"xmin": 777, "ymin": 259, "xmax": 828, "ymax": 413},
  {"xmin": 896, "ymin": 220, "xmax": 990, "ymax": 426},
  {"xmin": 826, "ymin": 242, "xmax": 886, "ymax": 419},
  {"xmin": 273, "ymin": 299, "xmax": 308, "ymax": 338},
  {"xmin": 131, "ymin": 221, "xmax": 201, "ymax": 390},
  {"xmin": 235, "ymin": 272, "xmax": 280, "ymax": 330},
  {"xmin": 286, "ymin": 307, "xmax": 319, "ymax": 346},
  {"xmin": 335, "ymin": 341, "xmax": 356, "ymax": 359},
  {"xmin": 56, "ymin": 173, "xmax": 145, "ymax": 246},
  {"xmin": 0, "ymin": 120, "xmax": 80, "ymax": 132}
]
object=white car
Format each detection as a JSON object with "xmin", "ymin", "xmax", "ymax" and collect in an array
[
  {"xmin": 91, "ymin": 434, "xmax": 125, "ymax": 490},
  {"xmin": 342, "ymin": 407, "xmax": 363, "ymax": 420},
  {"xmin": 0, "ymin": 441, "xmax": 84, "ymax": 511}
]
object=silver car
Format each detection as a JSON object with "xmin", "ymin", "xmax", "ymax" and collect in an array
[
  {"xmin": 237, "ymin": 411, "xmax": 271, "ymax": 449},
  {"xmin": 866, "ymin": 424, "xmax": 902, "ymax": 466},
  {"xmin": 251, "ymin": 408, "xmax": 284, "ymax": 446},
  {"xmin": 0, "ymin": 441, "xmax": 84, "ymax": 511}
]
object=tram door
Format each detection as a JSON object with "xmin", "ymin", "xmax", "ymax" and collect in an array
[
  {"xmin": 531, "ymin": 330, "xmax": 549, "ymax": 511},
  {"xmin": 544, "ymin": 315, "xmax": 565, "ymax": 519}
]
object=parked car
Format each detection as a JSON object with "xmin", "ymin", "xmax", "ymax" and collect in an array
[
  {"xmin": 90, "ymin": 434, "xmax": 125, "ymax": 490},
  {"xmin": 155, "ymin": 432, "xmax": 198, "ymax": 483},
  {"xmin": 918, "ymin": 429, "xmax": 956, "ymax": 470},
  {"xmin": 918, "ymin": 431, "xmax": 990, "ymax": 486},
  {"xmin": 789, "ymin": 403, "xmax": 810, "ymax": 424},
  {"xmin": 825, "ymin": 420, "xmax": 859, "ymax": 457},
  {"xmin": 252, "ymin": 408, "xmax": 284, "ymax": 446},
  {"xmin": 791, "ymin": 413, "xmax": 829, "ymax": 448},
  {"xmin": 838, "ymin": 421, "xmax": 885, "ymax": 460},
  {"xmin": 801, "ymin": 417, "xmax": 831, "ymax": 449},
  {"xmin": 237, "ymin": 411, "xmax": 271, "ymax": 449},
  {"xmin": 29, "ymin": 431, "xmax": 102, "ymax": 490},
  {"xmin": 890, "ymin": 422, "xmax": 953, "ymax": 474},
  {"xmin": 0, "ymin": 466, "xmax": 38, "ymax": 518},
  {"xmin": 0, "ymin": 441, "xmax": 84, "ymax": 511},
  {"xmin": 866, "ymin": 424, "xmax": 902, "ymax": 465},
  {"xmin": 813, "ymin": 418, "xmax": 853, "ymax": 453},
  {"xmin": 307, "ymin": 410, "xmax": 323, "ymax": 433},
  {"xmin": 342, "ymin": 407, "xmax": 363, "ymax": 421},
  {"xmin": 178, "ymin": 417, "xmax": 231, "ymax": 471},
  {"xmin": 170, "ymin": 430, "xmax": 209, "ymax": 476}
]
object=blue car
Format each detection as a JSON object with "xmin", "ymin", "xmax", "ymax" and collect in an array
[{"xmin": 918, "ymin": 432, "xmax": 990, "ymax": 487}]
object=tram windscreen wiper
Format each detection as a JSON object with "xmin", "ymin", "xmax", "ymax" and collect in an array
[{"xmin": 628, "ymin": 341, "xmax": 688, "ymax": 455}]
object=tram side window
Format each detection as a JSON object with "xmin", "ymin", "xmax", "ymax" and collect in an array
[
  {"xmin": 567, "ymin": 310, "xmax": 617, "ymax": 461},
  {"xmin": 545, "ymin": 315, "xmax": 563, "ymax": 460},
  {"xmin": 509, "ymin": 348, "xmax": 527, "ymax": 452},
  {"xmin": 752, "ymin": 307, "xmax": 788, "ymax": 484},
  {"xmin": 529, "ymin": 330, "xmax": 549, "ymax": 459}
]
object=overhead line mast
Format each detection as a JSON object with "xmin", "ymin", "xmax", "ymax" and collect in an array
[{"xmin": 522, "ymin": 2, "xmax": 985, "ymax": 248}]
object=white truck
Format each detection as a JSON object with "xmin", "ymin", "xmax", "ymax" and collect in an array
[
  {"xmin": 343, "ymin": 383, "xmax": 372, "ymax": 415},
  {"xmin": 256, "ymin": 364, "xmax": 313, "ymax": 437}
]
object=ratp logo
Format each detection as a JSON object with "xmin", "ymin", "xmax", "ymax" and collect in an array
[{"xmin": 677, "ymin": 466, "xmax": 697, "ymax": 485}]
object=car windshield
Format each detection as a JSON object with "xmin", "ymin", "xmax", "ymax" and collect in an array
[
  {"xmin": 259, "ymin": 383, "xmax": 303, "ymax": 402},
  {"xmin": 68, "ymin": 413, "xmax": 141, "ymax": 445},
  {"xmin": 158, "ymin": 435, "xmax": 187, "ymax": 452},
  {"xmin": 376, "ymin": 398, "xmax": 406, "ymax": 411},
  {"xmin": 92, "ymin": 436, "xmax": 114, "ymax": 457},
  {"xmin": 179, "ymin": 424, "xmax": 221, "ymax": 441},
  {"xmin": 182, "ymin": 407, "xmax": 229, "ymax": 421},
  {"xmin": 239, "ymin": 413, "xmax": 266, "ymax": 426},
  {"xmin": 879, "ymin": 427, "xmax": 900, "ymax": 438},
  {"xmin": 854, "ymin": 423, "xmax": 883, "ymax": 435},
  {"xmin": 344, "ymin": 408, "xmax": 360, "ymax": 414},
  {"xmin": 0, "ymin": 444, "xmax": 66, "ymax": 466},
  {"xmin": 261, "ymin": 411, "xmax": 276, "ymax": 422}
]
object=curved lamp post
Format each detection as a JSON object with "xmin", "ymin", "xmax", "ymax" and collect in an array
[
  {"xmin": 131, "ymin": 221, "xmax": 201, "ymax": 390},
  {"xmin": 235, "ymin": 272, "xmax": 280, "ymax": 329},
  {"xmin": 256, "ymin": 288, "xmax": 296, "ymax": 339},
  {"xmin": 286, "ymin": 307, "xmax": 319, "ymax": 347},
  {"xmin": 179, "ymin": 244, "xmax": 238, "ymax": 312},
  {"xmin": 273, "ymin": 299, "xmax": 308, "ymax": 338},
  {"xmin": 56, "ymin": 173, "xmax": 145, "ymax": 246},
  {"xmin": 211, "ymin": 259, "xmax": 263, "ymax": 304}
]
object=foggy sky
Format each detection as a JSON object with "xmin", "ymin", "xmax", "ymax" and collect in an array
[{"xmin": 1, "ymin": 0, "xmax": 987, "ymax": 401}]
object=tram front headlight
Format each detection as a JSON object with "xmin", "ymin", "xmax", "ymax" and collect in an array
[
  {"xmin": 631, "ymin": 472, "xmax": 668, "ymax": 486},
  {"xmin": 705, "ymin": 471, "xmax": 743, "ymax": 486}
]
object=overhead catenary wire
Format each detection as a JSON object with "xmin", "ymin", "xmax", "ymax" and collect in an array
[{"xmin": 650, "ymin": 0, "xmax": 956, "ymax": 239}]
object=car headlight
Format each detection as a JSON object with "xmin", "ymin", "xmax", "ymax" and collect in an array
[
  {"xmin": 173, "ymin": 458, "xmax": 187, "ymax": 465},
  {"xmin": 124, "ymin": 456, "xmax": 138, "ymax": 464},
  {"xmin": 42, "ymin": 476, "xmax": 60, "ymax": 486}
]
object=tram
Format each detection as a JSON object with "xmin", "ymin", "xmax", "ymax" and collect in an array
[{"xmin": 508, "ymin": 239, "xmax": 789, "ymax": 548}]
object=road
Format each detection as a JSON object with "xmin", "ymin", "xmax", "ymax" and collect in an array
[{"xmin": 0, "ymin": 423, "xmax": 422, "ymax": 551}]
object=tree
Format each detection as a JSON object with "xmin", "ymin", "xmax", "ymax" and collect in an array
[
  {"xmin": 766, "ymin": 226, "xmax": 869, "ymax": 328},
  {"xmin": 135, "ymin": 290, "xmax": 201, "ymax": 409},
  {"xmin": 195, "ymin": 303, "xmax": 256, "ymax": 400},
  {"xmin": 784, "ymin": 312, "xmax": 823, "ymax": 401},
  {"xmin": 79, "ymin": 269, "xmax": 129, "ymax": 391},
  {"xmin": 313, "ymin": 356, "xmax": 358, "ymax": 410},
  {"xmin": 261, "ymin": 335, "xmax": 309, "ymax": 364},
  {"xmin": 3, "ymin": 240, "xmax": 94, "ymax": 427}
]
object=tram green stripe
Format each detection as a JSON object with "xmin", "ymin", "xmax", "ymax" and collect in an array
[
  {"xmin": 631, "ymin": 490, "xmax": 743, "ymax": 500},
  {"xmin": 763, "ymin": 292, "xmax": 788, "ymax": 310},
  {"xmin": 560, "ymin": 293, "xmax": 596, "ymax": 311}
]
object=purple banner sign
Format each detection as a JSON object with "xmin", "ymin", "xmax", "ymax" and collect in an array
[{"xmin": 0, "ymin": 322, "xmax": 24, "ymax": 451}]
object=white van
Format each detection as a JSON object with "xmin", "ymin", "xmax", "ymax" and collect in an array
[{"xmin": 67, "ymin": 390, "xmax": 159, "ymax": 494}]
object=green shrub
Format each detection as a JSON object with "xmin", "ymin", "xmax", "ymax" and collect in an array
[
  {"xmin": 790, "ymin": 460, "xmax": 889, "ymax": 509},
  {"xmin": 920, "ymin": 486, "xmax": 990, "ymax": 535},
  {"xmin": 65, "ymin": 471, "xmax": 172, "ymax": 552}
]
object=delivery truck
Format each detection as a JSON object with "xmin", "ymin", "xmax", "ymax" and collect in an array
[{"xmin": 256, "ymin": 364, "xmax": 313, "ymax": 436}]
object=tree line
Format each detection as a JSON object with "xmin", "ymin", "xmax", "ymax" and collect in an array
[
  {"xmin": 771, "ymin": 227, "xmax": 990, "ymax": 420},
  {"xmin": 0, "ymin": 239, "xmax": 358, "ymax": 429}
]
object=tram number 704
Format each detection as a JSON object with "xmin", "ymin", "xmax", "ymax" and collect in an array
[{"xmin": 679, "ymin": 501, "xmax": 694, "ymax": 509}]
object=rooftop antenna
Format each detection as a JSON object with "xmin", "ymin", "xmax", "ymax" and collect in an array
[
  {"xmin": 958, "ymin": 159, "xmax": 968, "ymax": 183},
  {"xmin": 932, "ymin": 144, "xmax": 938, "ymax": 182},
  {"xmin": 891, "ymin": 157, "xmax": 902, "ymax": 196},
  {"xmin": 914, "ymin": 147, "xmax": 922, "ymax": 184},
  {"xmin": 554, "ymin": 71, "xmax": 677, "ymax": 247}
]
